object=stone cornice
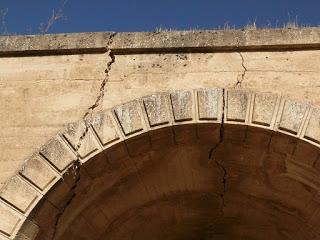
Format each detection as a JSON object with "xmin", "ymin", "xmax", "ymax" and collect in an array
[{"xmin": 0, "ymin": 27, "xmax": 320, "ymax": 56}]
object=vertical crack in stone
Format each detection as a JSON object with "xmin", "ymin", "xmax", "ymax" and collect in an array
[
  {"xmin": 50, "ymin": 32, "xmax": 117, "ymax": 240},
  {"xmin": 50, "ymin": 160, "xmax": 80, "ymax": 240},
  {"xmin": 208, "ymin": 89, "xmax": 227, "ymax": 214},
  {"xmin": 235, "ymin": 52, "xmax": 247, "ymax": 88}
]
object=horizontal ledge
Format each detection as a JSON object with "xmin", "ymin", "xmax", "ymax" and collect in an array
[{"xmin": 0, "ymin": 28, "xmax": 320, "ymax": 57}]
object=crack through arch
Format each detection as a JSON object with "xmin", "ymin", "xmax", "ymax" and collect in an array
[
  {"xmin": 208, "ymin": 89, "xmax": 227, "ymax": 216},
  {"xmin": 50, "ymin": 32, "xmax": 117, "ymax": 240}
]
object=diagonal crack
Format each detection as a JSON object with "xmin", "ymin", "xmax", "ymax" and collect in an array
[
  {"xmin": 50, "ymin": 32, "xmax": 117, "ymax": 240},
  {"xmin": 235, "ymin": 52, "xmax": 247, "ymax": 88},
  {"xmin": 208, "ymin": 89, "xmax": 227, "ymax": 210}
]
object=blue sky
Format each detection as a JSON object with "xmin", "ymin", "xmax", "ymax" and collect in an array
[{"xmin": 0, "ymin": 0, "xmax": 319, "ymax": 35}]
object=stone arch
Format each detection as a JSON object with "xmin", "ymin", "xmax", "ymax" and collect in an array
[{"xmin": 1, "ymin": 88, "xmax": 320, "ymax": 239}]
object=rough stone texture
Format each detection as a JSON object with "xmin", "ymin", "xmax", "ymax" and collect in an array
[
  {"xmin": 110, "ymin": 28, "xmax": 320, "ymax": 52},
  {"xmin": 170, "ymin": 90, "xmax": 193, "ymax": 122},
  {"xmin": 91, "ymin": 111, "xmax": 120, "ymax": 146},
  {"xmin": 0, "ymin": 176, "xmax": 40, "ymax": 214},
  {"xmin": 0, "ymin": 201, "xmax": 24, "ymax": 238},
  {"xmin": 63, "ymin": 121, "xmax": 99, "ymax": 159},
  {"xmin": 142, "ymin": 93, "xmax": 171, "ymax": 127},
  {"xmin": 40, "ymin": 137, "xmax": 76, "ymax": 172},
  {"xmin": 0, "ymin": 32, "xmax": 114, "ymax": 55},
  {"xmin": 19, "ymin": 154, "xmax": 60, "ymax": 192},
  {"xmin": 226, "ymin": 90, "xmax": 250, "ymax": 122},
  {"xmin": 197, "ymin": 88, "xmax": 222, "ymax": 121},
  {"xmin": 304, "ymin": 107, "xmax": 320, "ymax": 144},
  {"xmin": 279, "ymin": 100, "xmax": 308, "ymax": 134},
  {"xmin": 252, "ymin": 92, "xmax": 278, "ymax": 126},
  {"xmin": 113, "ymin": 101, "xmax": 145, "ymax": 136},
  {"xmin": 1, "ymin": 28, "xmax": 320, "ymax": 55}
]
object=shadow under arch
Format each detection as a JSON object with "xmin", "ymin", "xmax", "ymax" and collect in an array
[{"xmin": 1, "ymin": 88, "xmax": 320, "ymax": 239}]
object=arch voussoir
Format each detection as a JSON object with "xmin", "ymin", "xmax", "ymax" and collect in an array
[{"xmin": 1, "ymin": 87, "xmax": 320, "ymax": 239}]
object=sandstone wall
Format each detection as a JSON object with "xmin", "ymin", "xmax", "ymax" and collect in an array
[{"xmin": 0, "ymin": 28, "xmax": 320, "ymax": 188}]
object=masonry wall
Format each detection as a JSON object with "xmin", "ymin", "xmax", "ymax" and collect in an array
[{"xmin": 0, "ymin": 29, "xmax": 320, "ymax": 188}]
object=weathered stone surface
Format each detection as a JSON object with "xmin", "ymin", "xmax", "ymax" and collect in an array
[
  {"xmin": 63, "ymin": 121, "xmax": 99, "ymax": 158},
  {"xmin": 0, "ymin": 176, "xmax": 40, "ymax": 214},
  {"xmin": 111, "ymin": 28, "xmax": 320, "ymax": 52},
  {"xmin": 170, "ymin": 90, "xmax": 193, "ymax": 122},
  {"xmin": 40, "ymin": 137, "xmax": 76, "ymax": 172},
  {"xmin": 143, "ymin": 93, "xmax": 171, "ymax": 127},
  {"xmin": 114, "ymin": 101, "xmax": 144, "ymax": 136},
  {"xmin": 1, "ymin": 28, "xmax": 320, "ymax": 240},
  {"xmin": 304, "ymin": 107, "xmax": 320, "ymax": 144},
  {"xmin": 91, "ymin": 111, "xmax": 120, "ymax": 146},
  {"xmin": 197, "ymin": 88, "xmax": 222, "ymax": 120},
  {"xmin": 0, "ymin": 32, "xmax": 114, "ymax": 55},
  {"xmin": 1, "ymin": 28, "xmax": 320, "ymax": 56},
  {"xmin": 226, "ymin": 90, "xmax": 249, "ymax": 122},
  {"xmin": 0, "ymin": 201, "xmax": 24, "ymax": 238},
  {"xmin": 252, "ymin": 92, "xmax": 278, "ymax": 126},
  {"xmin": 0, "ymin": 234, "xmax": 9, "ymax": 240},
  {"xmin": 1, "ymin": 35, "xmax": 320, "ymax": 190},
  {"xmin": 15, "ymin": 219, "xmax": 39, "ymax": 240},
  {"xmin": 19, "ymin": 154, "xmax": 60, "ymax": 192},
  {"xmin": 279, "ymin": 100, "xmax": 308, "ymax": 134}
]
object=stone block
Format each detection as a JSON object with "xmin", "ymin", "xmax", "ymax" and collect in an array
[
  {"xmin": 142, "ymin": 93, "xmax": 171, "ymax": 127},
  {"xmin": 40, "ymin": 136, "xmax": 76, "ymax": 172},
  {"xmin": 279, "ymin": 99, "xmax": 308, "ymax": 134},
  {"xmin": 252, "ymin": 92, "xmax": 278, "ymax": 126},
  {"xmin": 304, "ymin": 107, "xmax": 320, "ymax": 144},
  {"xmin": 226, "ymin": 90, "xmax": 249, "ymax": 122},
  {"xmin": 0, "ymin": 176, "xmax": 41, "ymax": 215},
  {"xmin": 63, "ymin": 121, "xmax": 99, "ymax": 158},
  {"xmin": 0, "ymin": 201, "xmax": 25, "ymax": 238},
  {"xmin": 114, "ymin": 100, "xmax": 144, "ymax": 136},
  {"xmin": 91, "ymin": 111, "xmax": 120, "ymax": 146},
  {"xmin": 170, "ymin": 90, "xmax": 193, "ymax": 122},
  {"xmin": 19, "ymin": 154, "xmax": 60, "ymax": 193},
  {"xmin": 197, "ymin": 88, "xmax": 222, "ymax": 120}
]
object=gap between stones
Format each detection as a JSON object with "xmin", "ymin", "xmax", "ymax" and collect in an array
[
  {"xmin": 235, "ymin": 52, "xmax": 247, "ymax": 88},
  {"xmin": 50, "ymin": 32, "xmax": 117, "ymax": 240},
  {"xmin": 208, "ymin": 89, "xmax": 227, "ymax": 213}
]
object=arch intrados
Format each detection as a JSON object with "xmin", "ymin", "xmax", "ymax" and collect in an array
[{"xmin": 1, "ymin": 88, "xmax": 320, "ymax": 239}]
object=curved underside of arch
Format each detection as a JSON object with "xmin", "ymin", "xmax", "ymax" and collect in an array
[
  {"xmin": 33, "ymin": 124, "xmax": 320, "ymax": 240},
  {"xmin": 1, "ymin": 88, "xmax": 320, "ymax": 239}
]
